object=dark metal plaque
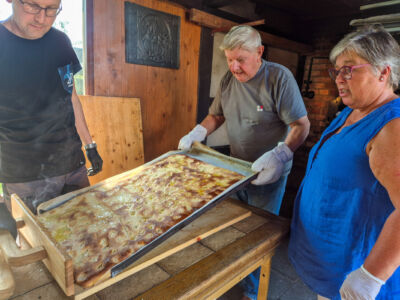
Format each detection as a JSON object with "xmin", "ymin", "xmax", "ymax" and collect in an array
[{"xmin": 125, "ymin": 2, "xmax": 180, "ymax": 69}]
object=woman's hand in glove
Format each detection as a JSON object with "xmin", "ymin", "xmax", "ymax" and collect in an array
[{"xmin": 340, "ymin": 265, "xmax": 385, "ymax": 300}]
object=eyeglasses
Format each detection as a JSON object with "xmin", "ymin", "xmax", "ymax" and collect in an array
[
  {"xmin": 328, "ymin": 64, "xmax": 371, "ymax": 81},
  {"xmin": 18, "ymin": 0, "xmax": 62, "ymax": 17}
]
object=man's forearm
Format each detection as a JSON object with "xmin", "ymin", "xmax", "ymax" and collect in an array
[
  {"xmin": 71, "ymin": 86, "xmax": 93, "ymax": 145},
  {"xmin": 200, "ymin": 114, "xmax": 225, "ymax": 136},
  {"xmin": 285, "ymin": 116, "xmax": 310, "ymax": 152}
]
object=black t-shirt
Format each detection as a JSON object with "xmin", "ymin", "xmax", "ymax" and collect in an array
[{"xmin": 0, "ymin": 24, "xmax": 85, "ymax": 183}]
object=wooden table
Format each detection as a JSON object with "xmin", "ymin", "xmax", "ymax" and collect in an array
[{"xmin": 4, "ymin": 199, "xmax": 289, "ymax": 300}]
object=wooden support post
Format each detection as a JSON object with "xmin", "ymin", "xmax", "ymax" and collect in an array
[{"xmin": 257, "ymin": 254, "xmax": 273, "ymax": 300}]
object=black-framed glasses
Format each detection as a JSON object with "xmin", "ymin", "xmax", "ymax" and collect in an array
[
  {"xmin": 328, "ymin": 64, "xmax": 371, "ymax": 81},
  {"xmin": 18, "ymin": 0, "xmax": 62, "ymax": 17}
]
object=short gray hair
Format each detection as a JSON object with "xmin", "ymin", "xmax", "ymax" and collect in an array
[
  {"xmin": 329, "ymin": 24, "xmax": 400, "ymax": 90},
  {"xmin": 219, "ymin": 25, "xmax": 262, "ymax": 52}
]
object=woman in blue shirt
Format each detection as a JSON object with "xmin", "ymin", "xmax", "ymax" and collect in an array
[{"xmin": 289, "ymin": 25, "xmax": 400, "ymax": 300}]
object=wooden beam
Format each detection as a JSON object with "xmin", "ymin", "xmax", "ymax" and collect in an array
[
  {"xmin": 350, "ymin": 13, "xmax": 400, "ymax": 26},
  {"xmin": 212, "ymin": 19, "xmax": 265, "ymax": 34},
  {"xmin": 203, "ymin": 0, "xmax": 242, "ymax": 8},
  {"xmin": 189, "ymin": 9, "xmax": 313, "ymax": 53},
  {"xmin": 167, "ymin": 0, "xmax": 204, "ymax": 9},
  {"xmin": 361, "ymin": 0, "xmax": 400, "ymax": 10}
]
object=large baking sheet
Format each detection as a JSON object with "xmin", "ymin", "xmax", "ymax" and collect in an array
[{"xmin": 110, "ymin": 142, "xmax": 256, "ymax": 276}]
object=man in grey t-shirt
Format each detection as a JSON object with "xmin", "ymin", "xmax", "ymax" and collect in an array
[
  {"xmin": 179, "ymin": 25, "xmax": 309, "ymax": 214},
  {"xmin": 178, "ymin": 25, "xmax": 309, "ymax": 300}
]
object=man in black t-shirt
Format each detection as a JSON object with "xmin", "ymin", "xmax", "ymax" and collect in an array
[{"xmin": 0, "ymin": 0, "xmax": 103, "ymax": 236}]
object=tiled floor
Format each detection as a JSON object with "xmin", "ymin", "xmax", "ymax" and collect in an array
[{"xmin": 219, "ymin": 237, "xmax": 317, "ymax": 300}]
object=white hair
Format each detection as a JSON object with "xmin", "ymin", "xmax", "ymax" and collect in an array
[
  {"xmin": 219, "ymin": 25, "xmax": 262, "ymax": 52},
  {"xmin": 330, "ymin": 24, "xmax": 400, "ymax": 90}
]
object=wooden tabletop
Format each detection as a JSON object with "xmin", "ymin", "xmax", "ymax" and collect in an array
[{"xmin": 6, "ymin": 199, "xmax": 289, "ymax": 300}]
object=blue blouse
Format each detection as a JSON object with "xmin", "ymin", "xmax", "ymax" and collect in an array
[{"xmin": 289, "ymin": 98, "xmax": 400, "ymax": 299}]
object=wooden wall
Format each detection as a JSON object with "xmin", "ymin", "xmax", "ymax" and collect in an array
[{"xmin": 87, "ymin": 0, "xmax": 201, "ymax": 161}]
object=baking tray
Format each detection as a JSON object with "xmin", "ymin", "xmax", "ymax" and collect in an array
[
  {"xmin": 36, "ymin": 142, "xmax": 256, "ymax": 278},
  {"xmin": 110, "ymin": 142, "xmax": 256, "ymax": 276}
]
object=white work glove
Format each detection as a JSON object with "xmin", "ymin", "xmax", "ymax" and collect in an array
[
  {"xmin": 340, "ymin": 265, "xmax": 385, "ymax": 300},
  {"xmin": 251, "ymin": 142, "xmax": 293, "ymax": 185},
  {"xmin": 178, "ymin": 124, "xmax": 207, "ymax": 150}
]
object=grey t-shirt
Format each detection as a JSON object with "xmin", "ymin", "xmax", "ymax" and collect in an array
[{"xmin": 209, "ymin": 60, "xmax": 307, "ymax": 162}]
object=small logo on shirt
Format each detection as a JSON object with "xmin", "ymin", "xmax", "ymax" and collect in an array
[
  {"xmin": 58, "ymin": 63, "xmax": 74, "ymax": 94},
  {"xmin": 257, "ymin": 105, "xmax": 264, "ymax": 112},
  {"xmin": 64, "ymin": 72, "xmax": 74, "ymax": 88}
]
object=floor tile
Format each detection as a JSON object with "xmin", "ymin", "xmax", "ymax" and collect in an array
[
  {"xmin": 271, "ymin": 238, "xmax": 301, "ymax": 282},
  {"xmin": 267, "ymin": 269, "xmax": 298, "ymax": 300},
  {"xmin": 279, "ymin": 279, "xmax": 316, "ymax": 300}
]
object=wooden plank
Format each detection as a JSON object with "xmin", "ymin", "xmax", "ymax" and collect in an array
[
  {"xmin": 350, "ymin": 13, "xmax": 400, "ymax": 27},
  {"xmin": 133, "ymin": 220, "xmax": 287, "ymax": 300},
  {"xmin": 190, "ymin": 8, "xmax": 237, "ymax": 30},
  {"xmin": 229, "ymin": 198, "xmax": 290, "ymax": 228},
  {"xmin": 11, "ymin": 195, "xmax": 74, "ymax": 296},
  {"xmin": 0, "ymin": 229, "xmax": 47, "ymax": 267},
  {"xmin": 212, "ymin": 19, "xmax": 266, "ymax": 34},
  {"xmin": 360, "ymin": 0, "xmax": 400, "ymax": 10},
  {"xmin": 189, "ymin": 8, "xmax": 313, "ymax": 53},
  {"xmin": 0, "ymin": 251, "xmax": 14, "ymax": 300},
  {"xmin": 74, "ymin": 199, "xmax": 251, "ymax": 300},
  {"xmin": 79, "ymin": 95, "xmax": 144, "ymax": 185}
]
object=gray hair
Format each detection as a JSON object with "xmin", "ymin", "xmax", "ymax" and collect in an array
[
  {"xmin": 329, "ymin": 24, "xmax": 400, "ymax": 90},
  {"xmin": 219, "ymin": 25, "xmax": 262, "ymax": 52}
]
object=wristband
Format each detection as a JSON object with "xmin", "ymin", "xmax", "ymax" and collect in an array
[
  {"xmin": 361, "ymin": 265, "xmax": 386, "ymax": 285},
  {"xmin": 275, "ymin": 142, "xmax": 293, "ymax": 162},
  {"xmin": 84, "ymin": 142, "xmax": 97, "ymax": 150}
]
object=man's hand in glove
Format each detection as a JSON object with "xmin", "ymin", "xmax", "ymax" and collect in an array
[
  {"xmin": 178, "ymin": 124, "xmax": 207, "ymax": 150},
  {"xmin": 251, "ymin": 142, "xmax": 293, "ymax": 185},
  {"xmin": 340, "ymin": 265, "xmax": 385, "ymax": 300},
  {"xmin": 85, "ymin": 143, "xmax": 103, "ymax": 176}
]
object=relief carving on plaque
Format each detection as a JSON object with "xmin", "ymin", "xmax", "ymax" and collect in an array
[{"xmin": 125, "ymin": 2, "xmax": 180, "ymax": 69}]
